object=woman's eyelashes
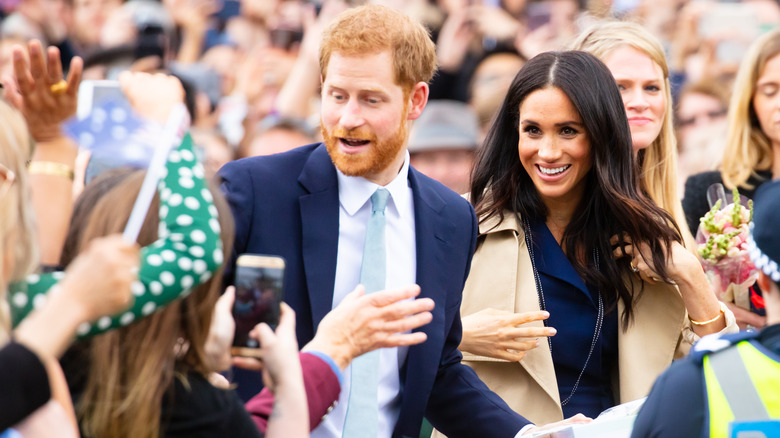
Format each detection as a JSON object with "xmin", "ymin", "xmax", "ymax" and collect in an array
[
  {"xmin": 560, "ymin": 126, "xmax": 579, "ymax": 137},
  {"xmin": 521, "ymin": 124, "xmax": 580, "ymax": 137}
]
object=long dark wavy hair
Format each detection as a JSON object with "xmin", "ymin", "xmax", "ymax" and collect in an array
[{"xmin": 471, "ymin": 51, "xmax": 681, "ymax": 325}]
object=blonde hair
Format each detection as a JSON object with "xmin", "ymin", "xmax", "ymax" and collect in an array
[
  {"xmin": 570, "ymin": 21, "xmax": 692, "ymax": 246},
  {"xmin": 721, "ymin": 29, "xmax": 780, "ymax": 190},
  {"xmin": 319, "ymin": 4, "xmax": 437, "ymax": 91},
  {"xmin": 0, "ymin": 101, "xmax": 37, "ymax": 343},
  {"xmin": 75, "ymin": 171, "xmax": 234, "ymax": 438}
]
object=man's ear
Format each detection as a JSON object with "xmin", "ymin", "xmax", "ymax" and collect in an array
[{"xmin": 406, "ymin": 82, "xmax": 429, "ymax": 121}]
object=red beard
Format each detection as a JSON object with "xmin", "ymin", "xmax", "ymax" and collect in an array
[{"xmin": 322, "ymin": 118, "xmax": 408, "ymax": 179}]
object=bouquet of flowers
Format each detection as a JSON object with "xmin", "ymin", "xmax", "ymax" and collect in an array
[{"xmin": 696, "ymin": 187, "xmax": 758, "ymax": 309}]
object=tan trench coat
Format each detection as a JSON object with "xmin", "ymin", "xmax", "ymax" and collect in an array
[{"xmin": 450, "ymin": 212, "xmax": 694, "ymax": 428}]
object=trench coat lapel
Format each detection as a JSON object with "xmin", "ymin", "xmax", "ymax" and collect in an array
[
  {"xmin": 462, "ymin": 213, "xmax": 562, "ymax": 409},
  {"xmin": 617, "ymin": 278, "xmax": 686, "ymax": 402}
]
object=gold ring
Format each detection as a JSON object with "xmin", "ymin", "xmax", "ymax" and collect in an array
[{"xmin": 49, "ymin": 80, "xmax": 67, "ymax": 95}]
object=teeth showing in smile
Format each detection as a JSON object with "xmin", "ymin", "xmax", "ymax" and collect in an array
[
  {"xmin": 539, "ymin": 165, "xmax": 570, "ymax": 175},
  {"xmin": 341, "ymin": 138, "xmax": 370, "ymax": 147}
]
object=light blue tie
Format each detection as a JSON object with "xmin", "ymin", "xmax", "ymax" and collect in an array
[{"xmin": 343, "ymin": 188, "xmax": 390, "ymax": 437}]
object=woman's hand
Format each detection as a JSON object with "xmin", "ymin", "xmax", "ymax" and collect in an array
[
  {"xmin": 5, "ymin": 40, "xmax": 82, "ymax": 142},
  {"xmin": 611, "ymin": 234, "xmax": 696, "ymax": 285},
  {"xmin": 460, "ymin": 308, "xmax": 555, "ymax": 362},
  {"xmin": 611, "ymin": 234, "xmax": 727, "ymax": 335},
  {"xmin": 204, "ymin": 287, "xmax": 236, "ymax": 372},
  {"xmin": 302, "ymin": 285, "xmax": 434, "ymax": 370},
  {"xmin": 58, "ymin": 235, "xmax": 139, "ymax": 321},
  {"xmin": 253, "ymin": 303, "xmax": 302, "ymax": 392}
]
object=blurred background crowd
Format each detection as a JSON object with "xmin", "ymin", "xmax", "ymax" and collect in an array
[{"xmin": 3, "ymin": 0, "xmax": 777, "ymax": 197}]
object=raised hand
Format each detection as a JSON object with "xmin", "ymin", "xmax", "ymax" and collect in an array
[
  {"xmin": 460, "ymin": 308, "xmax": 554, "ymax": 361},
  {"xmin": 118, "ymin": 71, "xmax": 185, "ymax": 123},
  {"xmin": 5, "ymin": 40, "xmax": 82, "ymax": 142},
  {"xmin": 436, "ymin": 9, "xmax": 477, "ymax": 72},
  {"xmin": 302, "ymin": 285, "xmax": 435, "ymax": 370},
  {"xmin": 611, "ymin": 234, "xmax": 729, "ymax": 336}
]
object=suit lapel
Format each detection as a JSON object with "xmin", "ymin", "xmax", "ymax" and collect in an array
[
  {"xmin": 399, "ymin": 169, "xmax": 452, "ymax": 429},
  {"xmin": 406, "ymin": 168, "xmax": 450, "ymax": 370},
  {"xmin": 467, "ymin": 214, "xmax": 563, "ymax": 412},
  {"xmin": 298, "ymin": 145, "xmax": 340, "ymax": 328}
]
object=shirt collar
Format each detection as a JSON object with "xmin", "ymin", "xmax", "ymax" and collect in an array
[{"xmin": 337, "ymin": 151, "xmax": 412, "ymax": 218}]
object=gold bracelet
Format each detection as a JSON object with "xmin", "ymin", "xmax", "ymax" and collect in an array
[
  {"xmin": 689, "ymin": 308, "xmax": 725, "ymax": 326},
  {"xmin": 27, "ymin": 161, "xmax": 74, "ymax": 180}
]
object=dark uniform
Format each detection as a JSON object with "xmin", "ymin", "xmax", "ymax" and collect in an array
[{"xmin": 631, "ymin": 326, "xmax": 780, "ymax": 438}]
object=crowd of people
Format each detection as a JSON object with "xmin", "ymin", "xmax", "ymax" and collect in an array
[{"xmin": 1, "ymin": 0, "xmax": 780, "ymax": 437}]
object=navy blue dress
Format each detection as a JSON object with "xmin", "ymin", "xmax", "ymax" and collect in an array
[{"xmin": 528, "ymin": 218, "xmax": 619, "ymax": 419}]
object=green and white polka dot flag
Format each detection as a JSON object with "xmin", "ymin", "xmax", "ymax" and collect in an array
[{"xmin": 9, "ymin": 134, "xmax": 223, "ymax": 337}]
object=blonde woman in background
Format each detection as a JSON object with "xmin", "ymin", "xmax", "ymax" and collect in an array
[
  {"xmin": 675, "ymin": 79, "xmax": 730, "ymax": 193},
  {"xmin": 569, "ymin": 21, "xmax": 695, "ymax": 248},
  {"xmin": 683, "ymin": 29, "xmax": 780, "ymax": 329}
]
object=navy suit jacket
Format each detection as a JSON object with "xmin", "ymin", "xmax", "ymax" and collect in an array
[{"xmin": 219, "ymin": 143, "xmax": 529, "ymax": 437}]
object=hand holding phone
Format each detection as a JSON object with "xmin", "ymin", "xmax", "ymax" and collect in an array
[{"xmin": 231, "ymin": 254, "xmax": 286, "ymax": 358}]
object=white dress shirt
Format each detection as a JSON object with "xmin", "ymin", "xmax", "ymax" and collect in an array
[{"xmin": 311, "ymin": 152, "xmax": 417, "ymax": 438}]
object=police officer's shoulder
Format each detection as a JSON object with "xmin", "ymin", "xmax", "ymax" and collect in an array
[{"xmin": 690, "ymin": 330, "xmax": 761, "ymax": 363}]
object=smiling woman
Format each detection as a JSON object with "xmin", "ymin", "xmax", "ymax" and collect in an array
[
  {"xmin": 603, "ymin": 46, "xmax": 666, "ymax": 152},
  {"xmin": 457, "ymin": 50, "xmax": 731, "ymax": 425},
  {"xmin": 570, "ymin": 22, "xmax": 693, "ymax": 248},
  {"xmin": 517, "ymin": 87, "xmax": 592, "ymax": 215}
]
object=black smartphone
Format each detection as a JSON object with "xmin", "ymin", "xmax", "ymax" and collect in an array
[{"xmin": 231, "ymin": 254, "xmax": 286, "ymax": 358}]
